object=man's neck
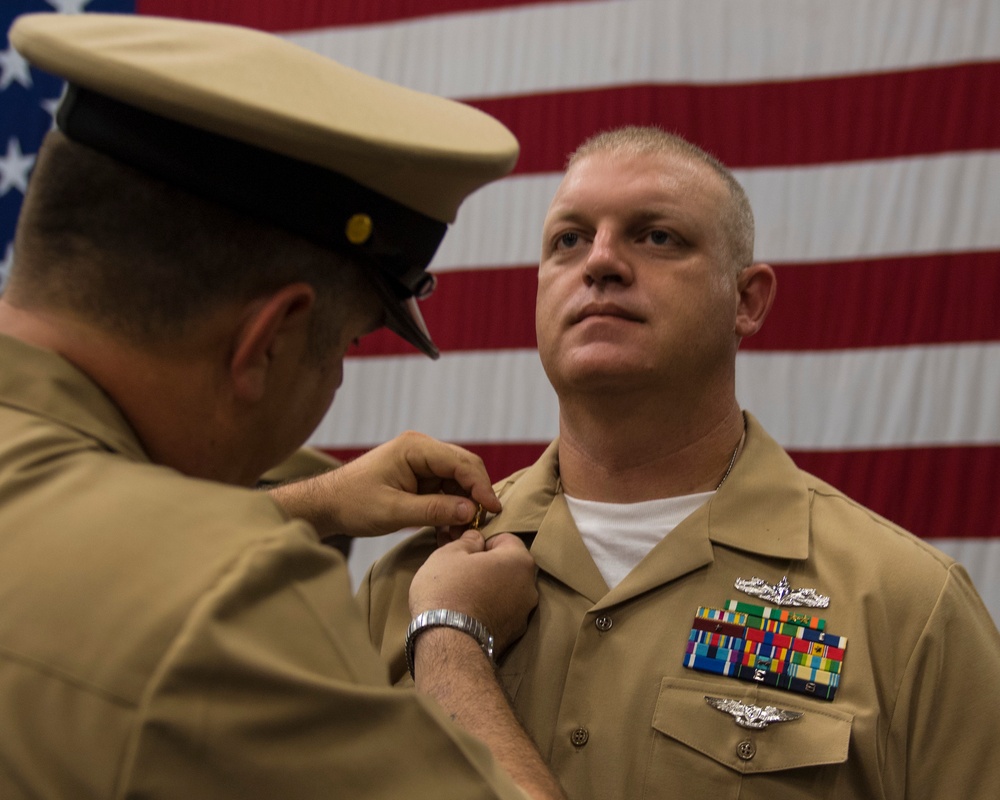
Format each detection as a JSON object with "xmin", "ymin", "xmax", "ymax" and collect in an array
[
  {"xmin": 555, "ymin": 391, "xmax": 745, "ymax": 503},
  {"xmin": 0, "ymin": 298, "xmax": 254, "ymax": 485}
]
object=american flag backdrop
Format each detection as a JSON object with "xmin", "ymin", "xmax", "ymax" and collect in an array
[{"xmin": 2, "ymin": 1, "xmax": 998, "ymax": 623}]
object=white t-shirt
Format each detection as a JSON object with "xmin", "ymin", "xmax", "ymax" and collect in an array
[{"xmin": 565, "ymin": 491, "xmax": 714, "ymax": 590}]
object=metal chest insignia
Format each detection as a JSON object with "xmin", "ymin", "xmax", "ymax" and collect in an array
[
  {"xmin": 735, "ymin": 575, "xmax": 830, "ymax": 608},
  {"xmin": 704, "ymin": 696, "xmax": 803, "ymax": 729}
]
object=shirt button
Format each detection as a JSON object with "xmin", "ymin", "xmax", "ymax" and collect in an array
[
  {"xmin": 595, "ymin": 615, "xmax": 613, "ymax": 632},
  {"xmin": 570, "ymin": 727, "xmax": 590, "ymax": 747},
  {"xmin": 736, "ymin": 739, "xmax": 756, "ymax": 761}
]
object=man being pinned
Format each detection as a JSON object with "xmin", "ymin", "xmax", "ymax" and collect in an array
[{"xmin": 360, "ymin": 126, "xmax": 1000, "ymax": 799}]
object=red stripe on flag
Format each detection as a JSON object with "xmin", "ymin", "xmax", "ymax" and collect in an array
[
  {"xmin": 468, "ymin": 63, "xmax": 1000, "ymax": 172},
  {"xmin": 350, "ymin": 266, "xmax": 538, "ymax": 356},
  {"xmin": 322, "ymin": 443, "xmax": 1000, "ymax": 540},
  {"xmin": 133, "ymin": 6, "xmax": 1000, "ymax": 171},
  {"xmin": 746, "ymin": 252, "xmax": 1000, "ymax": 351},
  {"xmin": 349, "ymin": 251, "xmax": 1000, "ymax": 357},
  {"xmin": 136, "ymin": 0, "xmax": 558, "ymax": 29},
  {"xmin": 789, "ymin": 446, "xmax": 1000, "ymax": 540}
]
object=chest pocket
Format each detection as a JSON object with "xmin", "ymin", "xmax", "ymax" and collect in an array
[{"xmin": 651, "ymin": 676, "xmax": 852, "ymax": 776}]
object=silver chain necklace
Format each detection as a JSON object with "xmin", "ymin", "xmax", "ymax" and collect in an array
[{"xmin": 715, "ymin": 420, "xmax": 747, "ymax": 491}]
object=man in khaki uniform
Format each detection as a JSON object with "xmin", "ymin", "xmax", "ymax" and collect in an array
[
  {"xmin": 361, "ymin": 127, "xmax": 1000, "ymax": 799},
  {"xmin": 0, "ymin": 13, "xmax": 566, "ymax": 800}
]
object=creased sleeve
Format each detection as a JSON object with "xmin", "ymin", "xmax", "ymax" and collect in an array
[
  {"xmin": 884, "ymin": 563, "xmax": 1000, "ymax": 800},
  {"xmin": 119, "ymin": 531, "xmax": 522, "ymax": 800}
]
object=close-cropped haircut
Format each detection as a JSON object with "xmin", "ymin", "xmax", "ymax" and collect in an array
[
  {"xmin": 568, "ymin": 126, "xmax": 755, "ymax": 271},
  {"xmin": 9, "ymin": 132, "xmax": 369, "ymax": 350}
]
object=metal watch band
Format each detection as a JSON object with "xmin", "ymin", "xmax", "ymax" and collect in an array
[{"xmin": 404, "ymin": 609, "xmax": 496, "ymax": 679}]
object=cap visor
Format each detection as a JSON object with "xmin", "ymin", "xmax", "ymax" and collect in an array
[
  {"xmin": 386, "ymin": 296, "xmax": 439, "ymax": 360},
  {"xmin": 366, "ymin": 274, "xmax": 439, "ymax": 359}
]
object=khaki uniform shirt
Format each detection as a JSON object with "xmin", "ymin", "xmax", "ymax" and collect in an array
[
  {"xmin": 0, "ymin": 334, "xmax": 523, "ymax": 800},
  {"xmin": 361, "ymin": 413, "xmax": 1000, "ymax": 800}
]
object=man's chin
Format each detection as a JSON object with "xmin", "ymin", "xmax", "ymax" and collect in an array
[{"xmin": 554, "ymin": 358, "xmax": 654, "ymax": 393}]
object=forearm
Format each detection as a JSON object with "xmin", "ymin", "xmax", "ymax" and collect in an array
[
  {"xmin": 413, "ymin": 628, "xmax": 566, "ymax": 800},
  {"xmin": 266, "ymin": 477, "xmax": 339, "ymax": 538}
]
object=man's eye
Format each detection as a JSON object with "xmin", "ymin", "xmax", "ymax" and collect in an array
[
  {"xmin": 648, "ymin": 229, "xmax": 671, "ymax": 245},
  {"xmin": 557, "ymin": 232, "xmax": 580, "ymax": 248}
]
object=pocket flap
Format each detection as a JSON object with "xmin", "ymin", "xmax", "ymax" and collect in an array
[{"xmin": 652, "ymin": 676, "xmax": 853, "ymax": 774}]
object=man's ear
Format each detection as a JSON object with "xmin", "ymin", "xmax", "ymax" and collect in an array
[
  {"xmin": 229, "ymin": 283, "xmax": 317, "ymax": 403},
  {"xmin": 735, "ymin": 262, "xmax": 777, "ymax": 339}
]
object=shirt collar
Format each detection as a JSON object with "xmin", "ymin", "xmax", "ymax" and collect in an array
[
  {"xmin": 480, "ymin": 412, "xmax": 811, "ymax": 562},
  {"xmin": 707, "ymin": 412, "xmax": 811, "ymax": 559},
  {"xmin": 481, "ymin": 438, "xmax": 560, "ymax": 537},
  {"xmin": 0, "ymin": 333, "xmax": 149, "ymax": 461}
]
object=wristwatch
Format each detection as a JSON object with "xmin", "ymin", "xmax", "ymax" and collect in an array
[{"xmin": 404, "ymin": 609, "xmax": 496, "ymax": 679}]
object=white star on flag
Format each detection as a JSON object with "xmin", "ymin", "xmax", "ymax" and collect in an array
[
  {"xmin": 45, "ymin": 0, "xmax": 94, "ymax": 13},
  {"xmin": 0, "ymin": 45, "xmax": 32, "ymax": 91},
  {"xmin": 0, "ymin": 138, "xmax": 36, "ymax": 197},
  {"xmin": 40, "ymin": 94, "xmax": 62, "ymax": 129},
  {"xmin": 0, "ymin": 242, "xmax": 14, "ymax": 292}
]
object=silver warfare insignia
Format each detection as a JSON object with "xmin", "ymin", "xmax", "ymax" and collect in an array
[
  {"xmin": 735, "ymin": 575, "xmax": 830, "ymax": 608},
  {"xmin": 704, "ymin": 696, "xmax": 804, "ymax": 730}
]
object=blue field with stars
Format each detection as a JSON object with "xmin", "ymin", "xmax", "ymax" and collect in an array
[{"xmin": 1, "ymin": 1, "xmax": 135, "ymax": 290}]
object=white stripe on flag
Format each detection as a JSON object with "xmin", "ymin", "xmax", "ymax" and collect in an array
[
  {"xmin": 312, "ymin": 350, "xmax": 557, "ymax": 447},
  {"xmin": 737, "ymin": 344, "xmax": 1000, "ymax": 450},
  {"xmin": 285, "ymin": 0, "xmax": 1000, "ymax": 98},
  {"xmin": 310, "ymin": 343, "xmax": 1000, "ymax": 449},
  {"xmin": 433, "ymin": 152, "xmax": 1000, "ymax": 272}
]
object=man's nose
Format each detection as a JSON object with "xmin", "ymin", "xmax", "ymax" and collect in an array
[{"xmin": 583, "ymin": 230, "xmax": 633, "ymax": 286}]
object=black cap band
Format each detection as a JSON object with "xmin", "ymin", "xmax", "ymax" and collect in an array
[{"xmin": 56, "ymin": 85, "xmax": 447, "ymax": 302}]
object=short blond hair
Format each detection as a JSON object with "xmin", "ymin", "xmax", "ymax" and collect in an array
[{"xmin": 568, "ymin": 126, "xmax": 755, "ymax": 271}]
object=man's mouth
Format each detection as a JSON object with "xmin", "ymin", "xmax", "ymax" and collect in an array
[{"xmin": 573, "ymin": 302, "xmax": 643, "ymax": 324}]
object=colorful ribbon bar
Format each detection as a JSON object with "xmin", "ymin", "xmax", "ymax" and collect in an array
[
  {"xmin": 791, "ymin": 637, "xmax": 846, "ymax": 661},
  {"xmin": 696, "ymin": 607, "xmax": 848, "ymax": 649},
  {"xmin": 724, "ymin": 599, "xmax": 826, "ymax": 631},
  {"xmin": 688, "ymin": 629, "xmax": 743, "ymax": 650},
  {"xmin": 789, "ymin": 649, "xmax": 842, "ymax": 674},
  {"xmin": 689, "ymin": 632, "xmax": 798, "ymax": 666},
  {"xmin": 691, "ymin": 615, "xmax": 746, "ymax": 639},
  {"xmin": 696, "ymin": 606, "xmax": 804, "ymax": 639},
  {"xmin": 686, "ymin": 641, "xmax": 743, "ymax": 664},
  {"xmin": 793, "ymin": 625, "xmax": 847, "ymax": 650},
  {"xmin": 685, "ymin": 604, "xmax": 848, "ymax": 701},
  {"xmin": 683, "ymin": 652, "xmax": 840, "ymax": 701},
  {"xmin": 744, "ymin": 627, "xmax": 793, "ymax": 650}
]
